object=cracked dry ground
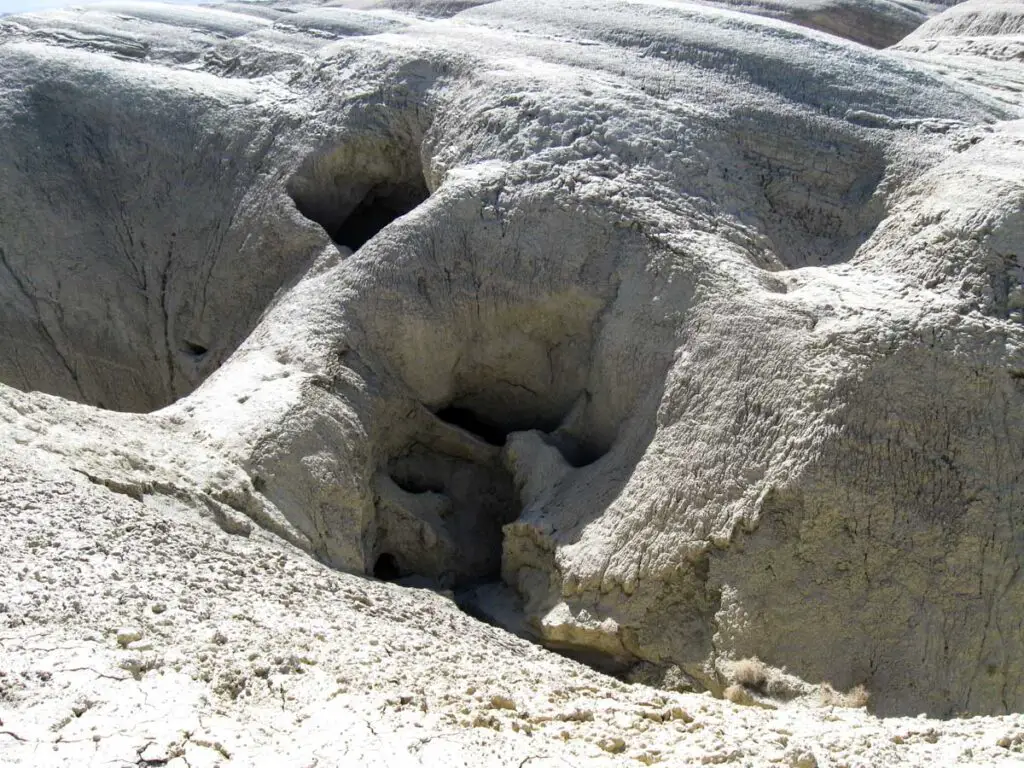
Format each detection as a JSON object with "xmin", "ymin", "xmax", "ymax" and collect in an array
[{"xmin": 2, "ymin": 444, "xmax": 1024, "ymax": 767}]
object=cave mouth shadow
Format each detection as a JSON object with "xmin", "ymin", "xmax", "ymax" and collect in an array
[
  {"xmin": 433, "ymin": 404, "xmax": 606, "ymax": 468},
  {"xmin": 372, "ymin": 552, "xmax": 403, "ymax": 581},
  {"xmin": 292, "ymin": 177, "xmax": 430, "ymax": 251},
  {"xmin": 285, "ymin": 138, "xmax": 430, "ymax": 252},
  {"xmin": 434, "ymin": 406, "xmax": 509, "ymax": 447},
  {"xmin": 369, "ymin": 398, "xmax": 613, "ymax": 593}
]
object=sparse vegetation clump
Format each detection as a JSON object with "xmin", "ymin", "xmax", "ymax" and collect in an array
[
  {"xmin": 731, "ymin": 657, "xmax": 769, "ymax": 691},
  {"xmin": 818, "ymin": 683, "xmax": 871, "ymax": 709},
  {"xmin": 720, "ymin": 657, "xmax": 870, "ymax": 710},
  {"xmin": 724, "ymin": 683, "xmax": 760, "ymax": 707}
]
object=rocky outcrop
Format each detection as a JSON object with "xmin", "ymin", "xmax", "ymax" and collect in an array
[
  {"xmin": 896, "ymin": 0, "xmax": 1024, "ymax": 70},
  {"xmin": 6, "ymin": 434, "xmax": 1024, "ymax": 768},
  {"xmin": 693, "ymin": 0, "xmax": 938, "ymax": 48},
  {"xmin": 0, "ymin": 8, "xmax": 327, "ymax": 410},
  {"xmin": 1, "ymin": 0, "xmax": 1022, "ymax": 720}
]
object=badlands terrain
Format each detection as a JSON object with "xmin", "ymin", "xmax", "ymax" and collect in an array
[{"xmin": 1, "ymin": 0, "xmax": 1024, "ymax": 765}]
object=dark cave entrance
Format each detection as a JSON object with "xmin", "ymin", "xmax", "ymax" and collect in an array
[
  {"xmin": 435, "ymin": 404, "xmax": 603, "ymax": 468},
  {"xmin": 434, "ymin": 406, "xmax": 511, "ymax": 447},
  {"xmin": 372, "ymin": 552, "xmax": 403, "ymax": 581},
  {"xmin": 370, "ymin": 399, "xmax": 610, "ymax": 590},
  {"xmin": 285, "ymin": 137, "xmax": 430, "ymax": 252},
  {"xmin": 291, "ymin": 178, "xmax": 430, "ymax": 251},
  {"xmin": 181, "ymin": 340, "xmax": 209, "ymax": 358},
  {"xmin": 378, "ymin": 440, "xmax": 518, "ymax": 588}
]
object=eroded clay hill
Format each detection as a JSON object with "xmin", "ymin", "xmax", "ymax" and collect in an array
[{"xmin": 1, "ymin": 0, "xmax": 1023, "ymax": 731}]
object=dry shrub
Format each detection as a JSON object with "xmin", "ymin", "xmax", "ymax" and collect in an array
[
  {"xmin": 724, "ymin": 683, "xmax": 755, "ymax": 706},
  {"xmin": 845, "ymin": 684, "xmax": 870, "ymax": 708},
  {"xmin": 723, "ymin": 683, "xmax": 778, "ymax": 710},
  {"xmin": 731, "ymin": 657, "xmax": 768, "ymax": 692},
  {"xmin": 722, "ymin": 657, "xmax": 867, "ymax": 708},
  {"xmin": 818, "ymin": 682, "xmax": 870, "ymax": 708},
  {"xmin": 725, "ymin": 657, "xmax": 806, "ymax": 700}
]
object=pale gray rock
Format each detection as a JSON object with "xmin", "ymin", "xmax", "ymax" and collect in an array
[
  {"xmin": 896, "ymin": 0, "xmax": 1024, "ymax": 73},
  {"xmin": 892, "ymin": 0, "xmax": 1024, "ymax": 105},
  {"xmin": 0, "ymin": 0, "xmax": 1022, "ymax": 744},
  {"xmin": 692, "ymin": 0, "xmax": 937, "ymax": 48},
  {"xmin": 4, "ymin": 438, "xmax": 1023, "ymax": 767},
  {"xmin": 902, "ymin": 0, "xmax": 1024, "ymax": 44}
]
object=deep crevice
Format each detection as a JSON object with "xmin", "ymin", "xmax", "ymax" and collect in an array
[
  {"xmin": 378, "ymin": 443, "xmax": 518, "ymax": 588},
  {"xmin": 366, "ymin": 385, "xmax": 635, "ymax": 693},
  {"xmin": 371, "ymin": 396, "xmax": 612, "ymax": 594},
  {"xmin": 434, "ymin": 402, "xmax": 605, "ymax": 468},
  {"xmin": 390, "ymin": 472, "xmax": 446, "ymax": 495},
  {"xmin": 0, "ymin": 83, "xmax": 328, "ymax": 414},
  {"xmin": 538, "ymin": 431, "xmax": 605, "ymax": 469},
  {"xmin": 291, "ymin": 178, "xmax": 429, "ymax": 250},
  {"xmin": 336, "ymin": 183, "xmax": 428, "ymax": 250},
  {"xmin": 434, "ymin": 406, "xmax": 510, "ymax": 446}
]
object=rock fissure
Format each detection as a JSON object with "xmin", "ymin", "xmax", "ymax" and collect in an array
[{"xmin": 371, "ymin": 396, "xmax": 606, "ymax": 591}]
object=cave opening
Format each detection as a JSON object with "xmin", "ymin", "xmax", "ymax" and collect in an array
[
  {"xmin": 378, "ymin": 441, "xmax": 518, "ymax": 589},
  {"xmin": 182, "ymin": 340, "xmax": 209, "ymax": 358},
  {"xmin": 435, "ymin": 403, "xmax": 604, "ymax": 468},
  {"xmin": 335, "ymin": 183, "xmax": 428, "ymax": 250},
  {"xmin": 291, "ymin": 178, "xmax": 430, "ymax": 251},
  {"xmin": 371, "ymin": 396, "xmax": 612, "ymax": 595},
  {"xmin": 373, "ymin": 552, "xmax": 403, "ymax": 581},
  {"xmin": 285, "ymin": 136, "xmax": 431, "ymax": 253},
  {"xmin": 539, "ymin": 431, "xmax": 605, "ymax": 469},
  {"xmin": 434, "ymin": 406, "xmax": 510, "ymax": 446}
]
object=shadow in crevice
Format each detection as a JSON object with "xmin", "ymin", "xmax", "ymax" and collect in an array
[
  {"xmin": 370, "ymin": 395, "xmax": 615, "ymax": 591},
  {"xmin": 377, "ymin": 440, "xmax": 517, "ymax": 587},
  {"xmin": 433, "ymin": 402, "xmax": 607, "ymax": 468},
  {"xmin": 538, "ymin": 431, "xmax": 606, "ymax": 469},
  {"xmin": 434, "ymin": 406, "xmax": 510, "ymax": 447}
]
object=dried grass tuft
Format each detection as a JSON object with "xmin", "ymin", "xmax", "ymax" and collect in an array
[
  {"xmin": 724, "ymin": 683, "xmax": 755, "ymax": 706},
  {"xmin": 731, "ymin": 657, "xmax": 768, "ymax": 692},
  {"xmin": 818, "ymin": 682, "xmax": 870, "ymax": 709}
]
